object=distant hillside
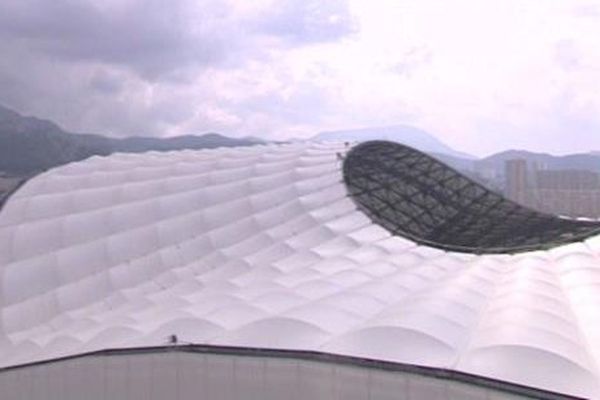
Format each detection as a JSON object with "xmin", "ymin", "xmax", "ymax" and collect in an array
[
  {"xmin": 430, "ymin": 152, "xmax": 476, "ymax": 172},
  {"xmin": 0, "ymin": 105, "xmax": 264, "ymax": 175},
  {"xmin": 315, "ymin": 125, "xmax": 476, "ymax": 160},
  {"xmin": 479, "ymin": 150, "xmax": 600, "ymax": 176},
  {"xmin": 0, "ymin": 106, "xmax": 113, "ymax": 173}
]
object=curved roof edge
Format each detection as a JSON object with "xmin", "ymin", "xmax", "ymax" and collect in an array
[
  {"xmin": 0, "ymin": 344, "xmax": 585, "ymax": 400},
  {"xmin": 0, "ymin": 177, "xmax": 30, "ymax": 212}
]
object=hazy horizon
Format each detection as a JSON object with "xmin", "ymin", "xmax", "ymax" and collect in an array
[{"xmin": 1, "ymin": 0, "xmax": 600, "ymax": 157}]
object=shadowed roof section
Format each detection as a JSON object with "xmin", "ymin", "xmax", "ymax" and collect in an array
[{"xmin": 343, "ymin": 140, "xmax": 600, "ymax": 254}]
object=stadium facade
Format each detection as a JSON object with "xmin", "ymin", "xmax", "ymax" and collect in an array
[{"xmin": 1, "ymin": 141, "xmax": 600, "ymax": 399}]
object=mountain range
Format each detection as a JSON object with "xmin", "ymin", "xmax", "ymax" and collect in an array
[
  {"xmin": 477, "ymin": 149, "xmax": 600, "ymax": 175},
  {"xmin": 314, "ymin": 125, "xmax": 476, "ymax": 160},
  {"xmin": 2, "ymin": 104, "xmax": 600, "ymax": 193},
  {"xmin": 0, "ymin": 105, "xmax": 263, "ymax": 175}
]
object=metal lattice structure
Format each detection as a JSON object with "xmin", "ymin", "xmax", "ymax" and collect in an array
[{"xmin": 343, "ymin": 141, "xmax": 600, "ymax": 254}]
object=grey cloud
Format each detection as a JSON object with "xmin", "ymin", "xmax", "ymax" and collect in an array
[
  {"xmin": 0, "ymin": 0, "xmax": 358, "ymax": 138},
  {"xmin": 254, "ymin": 0, "xmax": 358, "ymax": 44},
  {"xmin": 0, "ymin": 40, "xmax": 182, "ymax": 136},
  {"xmin": 0, "ymin": 0, "xmax": 233, "ymax": 80},
  {"xmin": 89, "ymin": 70, "xmax": 125, "ymax": 95},
  {"xmin": 0, "ymin": 0, "xmax": 358, "ymax": 81}
]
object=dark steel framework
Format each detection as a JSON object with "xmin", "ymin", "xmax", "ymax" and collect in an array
[{"xmin": 343, "ymin": 141, "xmax": 600, "ymax": 254}]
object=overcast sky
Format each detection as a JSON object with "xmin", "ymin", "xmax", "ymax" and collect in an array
[{"xmin": 1, "ymin": 0, "xmax": 600, "ymax": 156}]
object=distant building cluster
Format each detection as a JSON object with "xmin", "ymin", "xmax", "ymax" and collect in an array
[{"xmin": 505, "ymin": 159, "xmax": 600, "ymax": 218}]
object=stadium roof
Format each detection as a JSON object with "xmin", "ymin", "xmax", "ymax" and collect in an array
[
  {"xmin": 344, "ymin": 141, "xmax": 600, "ymax": 253},
  {"xmin": 1, "ymin": 141, "xmax": 600, "ymax": 399}
]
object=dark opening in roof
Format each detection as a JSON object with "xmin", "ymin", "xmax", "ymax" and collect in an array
[{"xmin": 343, "ymin": 141, "xmax": 600, "ymax": 254}]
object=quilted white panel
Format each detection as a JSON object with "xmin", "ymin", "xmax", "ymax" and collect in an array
[{"xmin": 1, "ymin": 142, "xmax": 599, "ymax": 398}]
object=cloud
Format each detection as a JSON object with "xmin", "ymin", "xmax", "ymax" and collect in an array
[
  {"xmin": 0, "ymin": 0, "xmax": 358, "ymax": 80},
  {"xmin": 573, "ymin": 3, "xmax": 600, "ymax": 18},
  {"xmin": 1, "ymin": 0, "xmax": 600, "ymax": 155},
  {"xmin": 555, "ymin": 40, "xmax": 581, "ymax": 71},
  {"xmin": 389, "ymin": 47, "xmax": 433, "ymax": 77},
  {"xmin": 88, "ymin": 69, "xmax": 124, "ymax": 95},
  {"xmin": 252, "ymin": 0, "xmax": 358, "ymax": 44},
  {"xmin": 0, "ymin": 0, "xmax": 357, "ymax": 137},
  {"xmin": 0, "ymin": 0, "xmax": 238, "ymax": 80}
]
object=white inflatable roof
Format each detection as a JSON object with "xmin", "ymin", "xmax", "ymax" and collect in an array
[{"xmin": 1, "ymin": 142, "xmax": 600, "ymax": 398}]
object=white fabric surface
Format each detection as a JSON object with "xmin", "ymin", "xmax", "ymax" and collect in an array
[{"xmin": 1, "ymin": 142, "xmax": 599, "ymax": 398}]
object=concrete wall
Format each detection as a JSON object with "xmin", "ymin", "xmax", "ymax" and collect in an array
[{"xmin": 0, "ymin": 351, "xmax": 550, "ymax": 400}]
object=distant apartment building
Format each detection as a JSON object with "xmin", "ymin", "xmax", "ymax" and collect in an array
[
  {"xmin": 536, "ymin": 169, "xmax": 600, "ymax": 191},
  {"xmin": 504, "ymin": 159, "xmax": 600, "ymax": 218},
  {"xmin": 533, "ymin": 169, "xmax": 600, "ymax": 217},
  {"xmin": 505, "ymin": 159, "xmax": 529, "ymax": 205}
]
